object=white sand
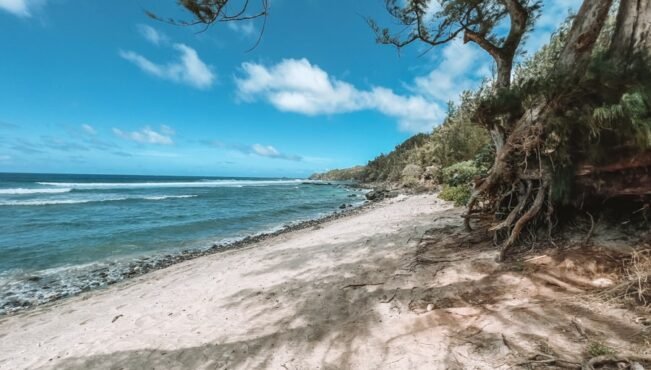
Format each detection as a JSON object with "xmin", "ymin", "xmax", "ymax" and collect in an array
[{"xmin": 0, "ymin": 194, "xmax": 647, "ymax": 369}]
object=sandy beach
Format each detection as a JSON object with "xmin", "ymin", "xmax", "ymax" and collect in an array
[{"xmin": 0, "ymin": 194, "xmax": 648, "ymax": 369}]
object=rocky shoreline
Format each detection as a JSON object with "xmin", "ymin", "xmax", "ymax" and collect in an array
[{"xmin": 0, "ymin": 187, "xmax": 378, "ymax": 316}]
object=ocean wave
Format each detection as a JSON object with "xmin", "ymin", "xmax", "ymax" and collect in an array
[
  {"xmin": 142, "ymin": 195, "xmax": 197, "ymax": 200},
  {"xmin": 35, "ymin": 179, "xmax": 313, "ymax": 189},
  {"xmin": 0, "ymin": 188, "xmax": 72, "ymax": 195},
  {"xmin": 0, "ymin": 194, "xmax": 197, "ymax": 206}
]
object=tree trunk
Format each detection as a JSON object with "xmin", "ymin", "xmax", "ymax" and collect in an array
[
  {"xmin": 556, "ymin": 0, "xmax": 614, "ymax": 73},
  {"xmin": 495, "ymin": 55, "xmax": 514, "ymax": 90},
  {"xmin": 465, "ymin": 0, "xmax": 618, "ymax": 258},
  {"xmin": 609, "ymin": 0, "xmax": 651, "ymax": 63}
]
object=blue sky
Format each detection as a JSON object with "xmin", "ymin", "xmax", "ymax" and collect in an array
[{"xmin": 0, "ymin": 0, "xmax": 580, "ymax": 177}]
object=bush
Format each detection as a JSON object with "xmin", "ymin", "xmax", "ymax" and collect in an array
[
  {"xmin": 587, "ymin": 342, "xmax": 616, "ymax": 357},
  {"xmin": 438, "ymin": 161, "xmax": 482, "ymax": 187},
  {"xmin": 439, "ymin": 185, "xmax": 472, "ymax": 206},
  {"xmin": 402, "ymin": 177, "xmax": 420, "ymax": 188},
  {"xmin": 402, "ymin": 164, "xmax": 423, "ymax": 179}
]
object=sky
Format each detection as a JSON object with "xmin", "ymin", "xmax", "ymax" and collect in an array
[{"xmin": 0, "ymin": 0, "xmax": 581, "ymax": 178}]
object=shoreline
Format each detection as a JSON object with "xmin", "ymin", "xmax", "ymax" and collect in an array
[
  {"xmin": 1, "ymin": 193, "xmax": 648, "ymax": 369},
  {"xmin": 0, "ymin": 190, "xmax": 380, "ymax": 317}
]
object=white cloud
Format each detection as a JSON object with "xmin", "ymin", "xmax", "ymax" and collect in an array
[
  {"xmin": 0, "ymin": 0, "xmax": 43, "ymax": 17},
  {"xmin": 227, "ymin": 21, "xmax": 257, "ymax": 37},
  {"xmin": 252, "ymin": 144, "xmax": 280, "ymax": 157},
  {"xmin": 81, "ymin": 124, "xmax": 96, "ymax": 135},
  {"xmin": 138, "ymin": 24, "xmax": 168, "ymax": 46},
  {"xmin": 251, "ymin": 144, "xmax": 301, "ymax": 161},
  {"xmin": 413, "ymin": 39, "xmax": 491, "ymax": 103},
  {"xmin": 120, "ymin": 44, "xmax": 215, "ymax": 89},
  {"xmin": 112, "ymin": 126, "xmax": 174, "ymax": 145},
  {"xmin": 236, "ymin": 58, "xmax": 444, "ymax": 133}
]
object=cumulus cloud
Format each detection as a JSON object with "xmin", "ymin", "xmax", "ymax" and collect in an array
[
  {"xmin": 251, "ymin": 144, "xmax": 302, "ymax": 161},
  {"xmin": 236, "ymin": 58, "xmax": 444, "ymax": 133},
  {"xmin": 0, "ymin": 0, "xmax": 44, "ymax": 17},
  {"xmin": 138, "ymin": 24, "xmax": 168, "ymax": 46},
  {"xmin": 81, "ymin": 124, "xmax": 96, "ymax": 135},
  {"xmin": 112, "ymin": 125, "xmax": 174, "ymax": 145},
  {"xmin": 120, "ymin": 44, "xmax": 215, "ymax": 89}
]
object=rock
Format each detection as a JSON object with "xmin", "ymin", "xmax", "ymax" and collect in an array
[
  {"xmin": 591, "ymin": 278, "xmax": 614, "ymax": 288},
  {"xmin": 339, "ymin": 204, "xmax": 347, "ymax": 209},
  {"xmin": 630, "ymin": 362, "xmax": 644, "ymax": 370},
  {"xmin": 387, "ymin": 191, "xmax": 400, "ymax": 198},
  {"xmin": 426, "ymin": 303, "xmax": 434, "ymax": 311},
  {"xmin": 365, "ymin": 189, "xmax": 389, "ymax": 201}
]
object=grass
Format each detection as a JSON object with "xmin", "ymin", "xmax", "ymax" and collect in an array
[{"xmin": 587, "ymin": 341, "xmax": 616, "ymax": 357}]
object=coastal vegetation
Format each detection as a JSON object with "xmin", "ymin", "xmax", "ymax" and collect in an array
[
  {"xmin": 175, "ymin": 0, "xmax": 650, "ymax": 319},
  {"xmin": 310, "ymin": 0, "xmax": 651, "ymax": 261},
  {"xmin": 373, "ymin": 0, "xmax": 651, "ymax": 262}
]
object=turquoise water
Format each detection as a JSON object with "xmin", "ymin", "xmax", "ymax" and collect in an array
[{"xmin": 0, "ymin": 173, "xmax": 364, "ymax": 314}]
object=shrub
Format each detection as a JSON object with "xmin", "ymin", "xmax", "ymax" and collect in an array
[
  {"xmin": 587, "ymin": 342, "xmax": 616, "ymax": 357},
  {"xmin": 402, "ymin": 177, "xmax": 420, "ymax": 188},
  {"xmin": 438, "ymin": 161, "xmax": 482, "ymax": 187},
  {"xmin": 439, "ymin": 185, "xmax": 471, "ymax": 206},
  {"xmin": 402, "ymin": 164, "xmax": 423, "ymax": 179}
]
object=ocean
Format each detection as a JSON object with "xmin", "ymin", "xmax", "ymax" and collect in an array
[{"xmin": 0, "ymin": 173, "xmax": 365, "ymax": 314}]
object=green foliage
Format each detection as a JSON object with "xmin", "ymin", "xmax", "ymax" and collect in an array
[
  {"xmin": 587, "ymin": 342, "xmax": 616, "ymax": 357},
  {"xmin": 309, "ymin": 166, "xmax": 366, "ymax": 181},
  {"xmin": 592, "ymin": 90, "xmax": 651, "ymax": 148},
  {"xmin": 375, "ymin": 0, "xmax": 542, "ymax": 63},
  {"xmin": 437, "ymin": 160, "xmax": 483, "ymax": 206},
  {"xmin": 540, "ymin": 54, "xmax": 651, "ymax": 173},
  {"xmin": 354, "ymin": 10, "xmax": 650, "ymax": 211},
  {"xmin": 361, "ymin": 94, "xmax": 491, "ymax": 184},
  {"xmin": 438, "ymin": 160, "xmax": 482, "ymax": 187},
  {"xmin": 439, "ymin": 185, "xmax": 471, "ymax": 206}
]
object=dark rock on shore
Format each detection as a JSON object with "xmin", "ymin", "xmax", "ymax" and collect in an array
[
  {"xmin": 365, "ymin": 188, "xmax": 402, "ymax": 201},
  {"xmin": 0, "ymin": 200, "xmax": 375, "ymax": 317},
  {"xmin": 302, "ymin": 181, "xmax": 333, "ymax": 186}
]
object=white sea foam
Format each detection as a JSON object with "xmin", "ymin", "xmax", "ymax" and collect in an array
[
  {"xmin": 142, "ymin": 195, "xmax": 197, "ymax": 200},
  {"xmin": 0, "ymin": 188, "xmax": 72, "ymax": 195},
  {"xmin": 0, "ymin": 194, "xmax": 197, "ymax": 206},
  {"xmin": 0, "ymin": 197, "xmax": 129, "ymax": 206},
  {"xmin": 36, "ymin": 179, "xmax": 314, "ymax": 189}
]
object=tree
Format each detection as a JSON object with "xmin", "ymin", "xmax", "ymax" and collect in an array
[
  {"xmin": 149, "ymin": 0, "xmax": 269, "ymax": 48},
  {"xmin": 609, "ymin": 0, "xmax": 651, "ymax": 66},
  {"xmin": 372, "ymin": 0, "xmax": 541, "ymax": 90},
  {"xmin": 154, "ymin": 0, "xmax": 268, "ymax": 25},
  {"xmin": 173, "ymin": 0, "xmax": 650, "ymax": 261},
  {"xmin": 374, "ymin": 0, "xmax": 649, "ymax": 261},
  {"xmin": 371, "ymin": 0, "xmax": 541, "ymax": 150}
]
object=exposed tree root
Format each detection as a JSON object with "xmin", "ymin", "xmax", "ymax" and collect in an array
[
  {"xmin": 499, "ymin": 181, "xmax": 549, "ymax": 261},
  {"xmin": 582, "ymin": 355, "xmax": 651, "ymax": 370},
  {"xmin": 340, "ymin": 282, "xmax": 385, "ymax": 290},
  {"xmin": 490, "ymin": 180, "xmax": 533, "ymax": 232},
  {"xmin": 516, "ymin": 352, "xmax": 580, "ymax": 369}
]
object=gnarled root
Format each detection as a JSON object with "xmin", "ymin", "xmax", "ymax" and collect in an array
[
  {"xmin": 582, "ymin": 355, "xmax": 651, "ymax": 370},
  {"xmin": 498, "ymin": 180, "xmax": 549, "ymax": 262}
]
